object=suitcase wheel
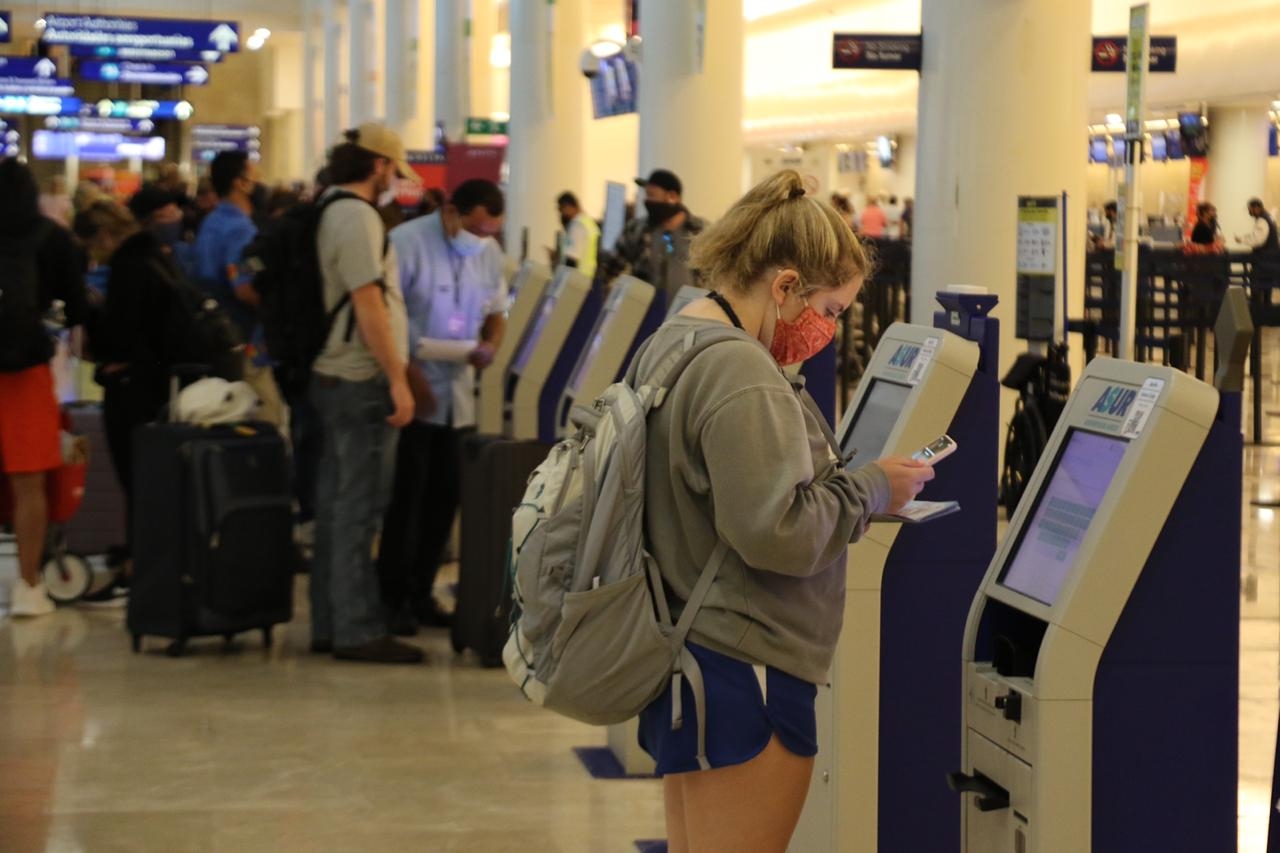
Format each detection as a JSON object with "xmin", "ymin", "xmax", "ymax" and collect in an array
[
  {"xmin": 42, "ymin": 553, "xmax": 94, "ymax": 604},
  {"xmin": 166, "ymin": 638, "xmax": 188, "ymax": 658}
]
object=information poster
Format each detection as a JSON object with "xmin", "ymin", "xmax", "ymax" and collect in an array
[{"xmin": 1016, "ymin": 196, "xmax": 1062, "ymax": 342}]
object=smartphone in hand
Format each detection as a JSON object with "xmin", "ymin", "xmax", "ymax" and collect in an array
[{"xmin": 912, "ymin": 435, "xmax": 957, "ymax": 466}]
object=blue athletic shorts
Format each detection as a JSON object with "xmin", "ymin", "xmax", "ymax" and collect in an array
[{"xmin": 638, "ymin": 642, "xmax": 819, "ymax": 776}]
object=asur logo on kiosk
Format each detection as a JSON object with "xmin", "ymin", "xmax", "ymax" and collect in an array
[
  {"xmin": 1091, "ymin": 386, "xmax": 1138, "ymax": 419},
  {"xmin": 888, "ymin": 344, "xmax": 920, "ymax": 370}
]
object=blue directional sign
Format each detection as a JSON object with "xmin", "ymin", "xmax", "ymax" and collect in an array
[
  {"xmin": 69, "ymin": 44, "xmax": 222, "ymax": 63},
  {"xmin": 43, "ymin": 114, "xmax": 155, "ymax": 133},
  {"xmin": 40, "ymin": 13, "xmax": 240, "ymax": 53},
  {"xmin": 0, "ymin": 119, "xmax": 19, "ymax": 156},
  {"xmin": 80, "ymin": 60, "xmax": 210, "ymax": 86},
  {"xmin": 0, "ymin": 94, "xmax": 81, "ymax": 116},
  {"xmin": 0, "ymin": 56, "xmax": 59, "ymax": 79},
  {"xmin": 91, "ymin": 98, "xmax": 194, "ymax": 121},
  {"xmin": 0, "ymin": 11, "xmax": 12, "ymax": 44}
]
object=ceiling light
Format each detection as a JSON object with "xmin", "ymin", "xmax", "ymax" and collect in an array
[
  {"xmin": 247, "ymin": 34, "xmax": 265, "ymax": 51},
  {"xmin": 254, "ymin": 28, "xmax": 271, "ymax": 39},
  {"xmin": 589, "ymin": 39, "xmax": 623, "ymax": 59},
  {"xmin": 1105, "ymin": 113, "xmax": 1122, "ymax": 125}
]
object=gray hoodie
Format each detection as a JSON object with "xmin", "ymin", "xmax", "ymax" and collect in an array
[{"xmin": 635, "ymin": 315, "xmax": 891, "ymax": 684}]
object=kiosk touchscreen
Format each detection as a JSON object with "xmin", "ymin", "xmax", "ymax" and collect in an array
[
  {"xmin": 951, "ymin": 358, "xmax": 1238, "ymax": 853},
  {"xmin": 555, "ymin": 276, "xmax": 658, "ymax": 438},
  {"xmin": 666, "ymin": 285, "xmax": 708, "ymax": 319},
  {"xmin": 792, "ymin": 321, "xmax": 987, "ymax": 853},
  {"xmin": 476, "ymin": 262, "xmax": 552, "ymax": 436},
  {"xmin": 507, "ymin": 267, "xmax": 599, "ymax": 443}
]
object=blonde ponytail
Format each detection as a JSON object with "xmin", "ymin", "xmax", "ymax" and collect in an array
[{"xmin": 689, "ymin": 169, "xmax": 870, "ymax": 293}]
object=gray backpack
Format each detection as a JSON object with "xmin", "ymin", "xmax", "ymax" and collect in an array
[{"xmin": 503, "ymin": 325, "xmax": 741, "ymax": 770}]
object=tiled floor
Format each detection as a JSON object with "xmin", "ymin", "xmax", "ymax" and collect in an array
[{"xmin": 2, "ymin": 368, "xmax": 1279, "ymax": 852}]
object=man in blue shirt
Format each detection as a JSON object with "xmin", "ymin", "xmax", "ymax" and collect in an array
[
  {"xmin": 379, "ymin": 179, "xmax": 507, "ymax": 634},
  {"xmin": 193, "ymin": 151, "xmax": 284, "ymax": 426}
]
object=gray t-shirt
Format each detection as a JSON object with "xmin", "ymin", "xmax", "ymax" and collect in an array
[
  {"xmin": 312, "ymin": 190, "xmax": 410, "ymax": 382},
  {"xmin": 635, "ymin": 316, "xmax": 891, "ymax": 685}
]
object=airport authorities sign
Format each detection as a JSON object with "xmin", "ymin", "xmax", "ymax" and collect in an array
[
  {"xmin": 80, "ymin": 60, "xmax": 211, "ymax": 86},
  {"xmin": 832, "ymin": 33, "xmax": 922, "ymax": 71},
  {"xmin": 40, "ymin": 13, "xmax": 240, "ymax": 53}
]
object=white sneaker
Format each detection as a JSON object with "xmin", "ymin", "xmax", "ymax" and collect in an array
[{"xmin": 10, "ymin": 580, "xmax": 56, "ymax": 617}]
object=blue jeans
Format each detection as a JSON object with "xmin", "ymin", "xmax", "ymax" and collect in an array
[{"xmin": 311, "ymin": 374, "xmax": 399, "ymax": 647}]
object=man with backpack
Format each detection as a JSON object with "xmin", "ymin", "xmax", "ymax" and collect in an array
[
  {"xmin": 309, "ymin": 124, "xmax": 423, "ymax": 664},
  {"xmin": 194, "ymin": 151, "xmax": 285, "ymax": 428},
  {"xmin": 0, "ymin": 159, "xmax": 88, "ymax": 617}
]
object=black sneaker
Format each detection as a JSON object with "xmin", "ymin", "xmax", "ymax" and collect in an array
[{"xmin": 333, "ymin": 637, "xmax": 424, "ymax": 664}]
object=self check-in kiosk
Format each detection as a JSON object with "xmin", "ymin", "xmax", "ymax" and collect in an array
[
  {"xmin": 555, "ymin": 275, "xmax": 662, "ymax": 438},
  {"xmin": 476, "ymin": 262, "xmax": 553, "ymax": 436},
  {"xmin": 665, "ymin": 285, "xmax": 708, "ymax": 319},
  {"xmin": 949, "ymin": 353, "xmax": 1241, "ymax": 852},
  {"xmin": 506, "ymin": 267, "xmax": 600, "ymax": 443},
  {"xmin": 792, "ymin": 290, "xmax": 1000, "ymax": 853}
]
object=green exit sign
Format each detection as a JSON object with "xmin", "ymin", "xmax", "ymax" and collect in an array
[{"xmin": 466, "ymin": 117, "xmax": 509, "ymax": 136}]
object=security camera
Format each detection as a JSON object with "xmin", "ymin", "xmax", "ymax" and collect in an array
[{"xmin": 580, "ymin": 48, "xmax": 602, "ymax": 79}]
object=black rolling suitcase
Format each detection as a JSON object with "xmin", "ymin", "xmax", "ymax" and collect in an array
[
  {"xmin": 452, "ymin": 435, "xmax": 548, "ymax": 666},
  {"xmin": 127, "ymin": 419, "xmax": 294, "ymax": 656}
]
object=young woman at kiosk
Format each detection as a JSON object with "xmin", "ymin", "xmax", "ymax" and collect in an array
[{"xmin": 631, "ymin": 170, "xmax": 934, "ymax": 852}]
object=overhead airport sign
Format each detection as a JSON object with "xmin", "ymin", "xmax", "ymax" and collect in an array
[
  {"xmin": 193, "ymin": 124, "xmax": 261, "ymax": 152},
  {"xmin": 44, "ymin": 114, "xmax": 154, "ymax": 133},
  {"xmin": 39, "ymin": 13, "xmax": 240, "ymax": 54},
  {"xmin": 0, "ymin": 94, "xmax": 81, "ymax": 116},
  {"xmin": 93, "ymin": 98, "xmax": 193, "ymax": 121},
  {"xmin": 0, "ymin": 56, "xmax": 74, "ymax": 97},
  {"xmin": 0, "ymin": 11, "xmax": 11, "ymax": 43},
  {"xmin": 0, "ymin": 119, "xmax": 19, "ymax": 156},
  {"xmin": 1091, "ymin": 35, "xmax": 1176, "ymax": 73},
  {"xmin": 0, "ymin": 56, "xmax": 59, "ymax": 78},
  {"xmin": 69, "ymin": 44, "xmax": 222, "ymax": 63},
  {"xmin": 80, "ymin": 60, "xmax": 210, "ymax": 86},
  {"xmin": 832, "ymin": 33, "xmax": 922, "ymax": 71}
]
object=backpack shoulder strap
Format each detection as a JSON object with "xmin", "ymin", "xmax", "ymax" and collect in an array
[{"xmin": 627, "ymin": 325, "xmax": 746, "ymax": 411}]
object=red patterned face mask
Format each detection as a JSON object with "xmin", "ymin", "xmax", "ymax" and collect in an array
[{"xmin": 769, "ymin": 297, "xmax": 837, "ymax": 366}]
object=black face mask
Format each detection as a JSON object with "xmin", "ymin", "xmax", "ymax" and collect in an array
[
  {"xmin": 560, "ymin": 214, "xmax": 573, "ymax": 229},
  {"xmin": 644, "ymin": 200, "xmax": 682, "ymax": 225}
]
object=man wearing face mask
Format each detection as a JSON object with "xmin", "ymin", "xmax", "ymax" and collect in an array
[
  {"xmin": 554, "ymin": 191, "xmax": 599, "ymax": 279},
  {"xmin": 613, "ymin": 168, "xmax": 706, "ymax": 304},
  {"xmin": 377, "ymin": 179, "xmax": 507, "ymax": 635},
  {"xmin": 310, "ymin": 123, "xmax": 422, "ymax": 664},
  {"xmin": 193, "ymin": 151, "xmax": 285, "ymax": 427}
]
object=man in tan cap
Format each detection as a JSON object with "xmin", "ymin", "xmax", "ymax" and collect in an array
[{"xmin": 309, "ymin": 122, "xmax": 426, "ymax": 665}]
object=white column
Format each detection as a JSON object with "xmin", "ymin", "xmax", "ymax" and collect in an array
[
  {"xmin": 303, "ymin": 0, "xmax": 319, "ymax": 174},
  {"xmin": 348, "ymin": 0, "xmax": 375, "ymax": 125},
  {"xmin": 435, "ymin": 0, "xmax": 471, "ymax": 140},
  {"xmin": 506, "ymin": 0, "xmax": 587, "ymax": 260},
  {"xmin": 637, "ymin": 0, "xmax": 744, "ymax": 220},
  {"xmin": 384, "ymin": 0, "xmax": 407, "ymax": 132},
  {"xmin": 322, "ymin": 0, "xmax": 343, "ymax": 146},
  {"xmin": 912, "ymin": 0, "xmax": 1090, "ymax": 401},
  {"xmin": 1208, "ymin": 105, "xmax": 1272, "ymax": 243}
]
